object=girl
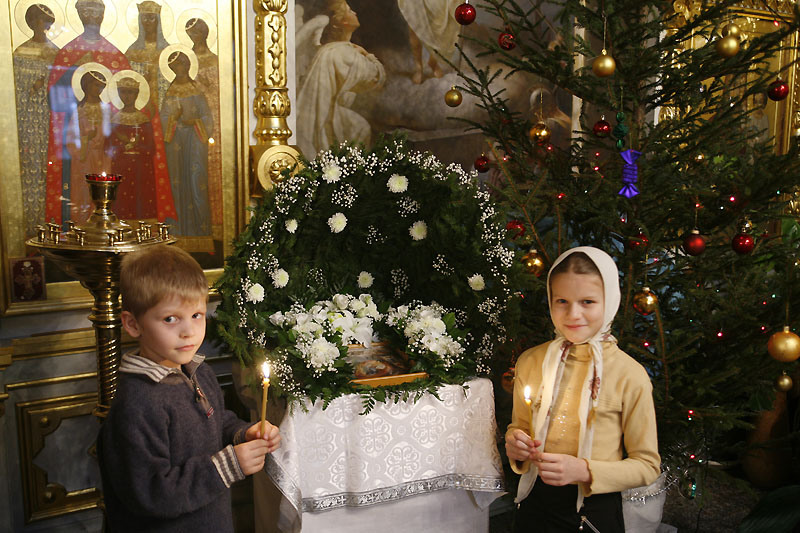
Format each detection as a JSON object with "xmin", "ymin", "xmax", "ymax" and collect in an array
[{"xmin": 506, "ymin": 247, "xmax": 660, "ymax": 532}]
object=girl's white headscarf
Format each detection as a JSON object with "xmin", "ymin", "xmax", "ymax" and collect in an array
[{"xmin": 515, "ymin": 246, "xmax": 621, "ymax": 511}]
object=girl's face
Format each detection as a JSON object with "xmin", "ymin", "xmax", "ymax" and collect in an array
[{"xmin": 550, "ymin": 271, "xmax": 605, "ymax": 344}]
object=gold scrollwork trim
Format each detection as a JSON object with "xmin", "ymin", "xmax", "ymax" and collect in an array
[{"xmin": 16, "ymin": 392, "xmax": 101, "ymax": 523}]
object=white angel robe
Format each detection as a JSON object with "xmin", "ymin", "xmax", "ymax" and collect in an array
[{"xmin": 297, "ymin": 41, "xmax": 385, "ymax": 157}]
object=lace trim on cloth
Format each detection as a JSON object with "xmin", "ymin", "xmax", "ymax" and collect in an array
[
  {"xmin": 302, "ymin": 473, "xmax": 504, "ymax": 512},
  {"xmin": 266, "ymin": 453, "xmax": 302, "ymax": 515}
]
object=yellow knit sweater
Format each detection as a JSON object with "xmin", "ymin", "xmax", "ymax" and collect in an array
[{"xmin": 507, "ymin": 341, "xmax": 661, "ymax": 495}]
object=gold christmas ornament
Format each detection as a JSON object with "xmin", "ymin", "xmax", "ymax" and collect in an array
[
  {"xmin": 775, "ymin": 371, "xmax": 793, "ymax": 392},
  {"xmin": 715, "ymin": 35, "xmax": 740, "ymax": 58},
  {"xmin": 767, "ymin": 326, "xmax": 800, "ymax": 363},
  {"xmin": 521, "ymin": 248, "xmax": 546, "ymax": 277},
  {"xmin": 633, "ymin": 286, "xmax": 658, "ymax": 316},
  {"xmin": 444, "ymin": 86, "xmax": 463, "ymax": 107},
  {"xmin": 528, "ymin": 122, "xmax": 551, "ymax": 145},
  {"xmin": 592, "ymin": 50, "xmax": 616, "ymax": 77},
  {"xmin": 721, "ymin": 23, "xmax": 740, "ymax": 38}
]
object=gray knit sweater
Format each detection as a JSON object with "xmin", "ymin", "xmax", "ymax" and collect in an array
[{"xmin": 98, "ymin": 352, "xmax": 251, "ymax": 532}]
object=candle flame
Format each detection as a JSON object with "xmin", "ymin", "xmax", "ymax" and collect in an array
[
  {"xmin": 262, "ymin": 361, "xmax": 270, "ymax": 380},
  {"xmin": 523, "ymin": 385, "xmax": 531, "ymax": 403}
]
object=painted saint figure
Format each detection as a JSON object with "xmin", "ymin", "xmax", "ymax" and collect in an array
[
  {"xmin": 160, "ymin": 49, "xmax": 213, "ymax": 244},
  {"xmin": 108, "ymin": 72, "xmax": 176, "ymax": 221},
  {"xmin": 45, "ymin": 0, "xmax": 131, "ymax": 227},
  {"xmin": 13, "ymin": 3, "xmax": 58, "ymax": 236},
  {"xmin": 64, "ymin": 66, "xmax": 112, "ymax": 224},
  {"xmin": 297, "ymin": 0, "xmax": 385, "ymax": 157},
  {"xmin": 125, "ymin": 0, "xmax": 170, "ymax": 111},
  {"xmin": 185, "ymin": 16, "xmax": 223, "ymax": 240}
]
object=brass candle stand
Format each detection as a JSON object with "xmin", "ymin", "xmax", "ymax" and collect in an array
[{"xmin": 26, "ymin": 174, "xmax": 175, "ymax": 418}]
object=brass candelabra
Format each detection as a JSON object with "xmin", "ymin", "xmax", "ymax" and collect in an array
[{"xmin": 26, "ymin": 174, "xmax": 174, "ymax": 418}]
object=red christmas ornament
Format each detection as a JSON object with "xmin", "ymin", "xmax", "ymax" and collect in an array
[
  {"xmin": 593, "ymin": 118, "xmax": 611, "ymax": 138},
  {"xmin": 474, "ymin": 154, "xmax": 490, "ymax": 172},
  {"xmin": 454, "ymin": 2, "xmax": 476, "ymax": 25},
  {"xmin": 768, "ymin": 79, "xmax": 789, "ymax": 101},
  {"xmin": 506, "ymin": 219, "xmax": 525, "ymax": 239},
  {"xmin": 498, "ymin": 31, "xmax": 515, "ymax": 50},
  {"xmin": 682, "ymin": 230, "xmax": 706, "ymax": 256},
  {"xmin": 732, "ymin": 233, "xmax": 754, "ymax": 254},
  {"xmin": 627, "ymin": 232, "xmax": 649, "ymax": 252}
]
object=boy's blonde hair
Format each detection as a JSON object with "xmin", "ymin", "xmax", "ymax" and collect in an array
[{"xmin": 120, "ymin": 245, "xmax": 208, "ymax": 317}]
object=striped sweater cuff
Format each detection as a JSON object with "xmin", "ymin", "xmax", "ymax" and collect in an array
[{"xmin": 211, "ymin": 445, "xmax": 245, "ymax": 488}]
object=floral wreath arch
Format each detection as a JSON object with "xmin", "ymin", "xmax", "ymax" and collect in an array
[{"xmin": 215, "ymin": 135, "xmax": 520, "ymax": 409}]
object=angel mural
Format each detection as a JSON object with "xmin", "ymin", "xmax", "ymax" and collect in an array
[
  {"xmin": 13, "ymin": 3, "xmax": 59, "ymax": 237},
  {"xmin": 294, "ymin": 0, "xmax": 573, "ymax": 170},
  {"xmin": 296, "ymin": 0, "xmax": 386, "ymax": 158},
  {"xmin": 397, "ymin": 0, "xmax": 461, "ymax": 84}
]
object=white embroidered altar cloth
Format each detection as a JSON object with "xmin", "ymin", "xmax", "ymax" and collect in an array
[{"xmin": 261, "ymin": 378, "xmax": 504, "ymax": 532}]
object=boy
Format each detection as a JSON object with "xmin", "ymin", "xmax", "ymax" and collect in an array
[
  {"xmin": 506, "ymin": 247, "xmax": 660, "ymax": 532},
  {"xmin": 99, "ymin": 245, "xmax": 280, "ymax": 532}
]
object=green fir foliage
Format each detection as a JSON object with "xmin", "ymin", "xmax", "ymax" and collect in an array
[{"xmin": 450, "ymin": 0, "xmax": 800, "ymax": 477}]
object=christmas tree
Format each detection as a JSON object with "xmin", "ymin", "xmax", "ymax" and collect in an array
[{"xmin": 449, "ymin": 0, "xmax": 800, "ymax": 497}]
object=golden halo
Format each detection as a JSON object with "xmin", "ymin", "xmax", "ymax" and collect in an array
[
  {"xmin": 66, "ymin": 0, "xmax": 118, "ymax": 38},
  {"xmin": 71, "ymin": 61, "xmax": 115, "ymax": 103},
  {"xmin": 124, "ymin": 0, "xmax": 175, "ymax": 43},
  {"xmin": 14, "ymin": 0, "xmax": 65, "ymax": 41},
  {"xmin": 110, "ymin": 69, "xmax": 150, "ymax": 110},
  {"xmin": 176, "ymin": 8, "xmax": 217, "ymax": 55},
  {"xmin": 158, "ymin": 43, "xmax": 198, "ymax": 82}
]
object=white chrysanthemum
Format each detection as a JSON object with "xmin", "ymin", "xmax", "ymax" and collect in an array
[
  {"xmin": 306, "ymin": 337, "xmax": 340, "ymax": 370},
  {"xmin": 387, "ymin": 174, "xmax": 408, "ymax": 193},
  {"xmin": 246, "ymin": 282, "xmax": 265, "ymax": 303},
  {"xmin": 468, "ymin": 274, "xmax": 486, "ymax": 291},
  {"xmin": 322, "ymin": 163, "xmax": 342, "ymax": 183},
  {"xmin": 409, "ymin": 220, "xmax": 427, "ymax": 240},
  {"xmin": 357, "ymin": 271, "xmax": 374, "ymax": 288},
  {"xmin": 285, "ymin": 219, "xmax": 298, "ymax": 233},
  {"xmin": 328, "ymin": 212, "xmax": 348, "ymax": 233},
  {"xmin": 272, "ymin": 268, "xmax": 289, "ymax": 288}
]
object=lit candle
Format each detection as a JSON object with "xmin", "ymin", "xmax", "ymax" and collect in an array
[
  {"xmin": 523, "ymin": 385, "xmax": 535, "ymax": 442},
  {"xmin": 260, "ymin": 361, "xmax": 270, "ymax": 436}
]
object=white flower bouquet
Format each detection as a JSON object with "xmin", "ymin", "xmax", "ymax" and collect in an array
[{"xmin": 215, "ymin": 135, "xmax": 522, "ymax": 409}]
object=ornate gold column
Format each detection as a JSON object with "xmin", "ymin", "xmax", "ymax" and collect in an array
[{"xmin": 251, "ymin": 0, "xmax": 302, "ymax": 193}]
